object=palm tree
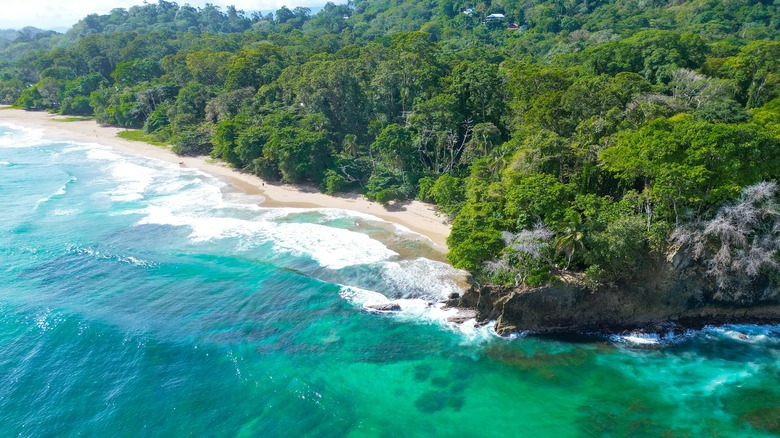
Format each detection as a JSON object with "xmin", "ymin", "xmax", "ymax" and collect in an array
[
  {"xmin": 556, "ymin": 211, "xmax": 586, "ymax": 270},
  {"xmin": 342, "ymin": 134, "xmax": 359, "ymax": 157}
]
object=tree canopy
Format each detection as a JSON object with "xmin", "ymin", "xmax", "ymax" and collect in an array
[{"xmin": 4, "ymin": 0, "xmax": 780, "ymax": 287}]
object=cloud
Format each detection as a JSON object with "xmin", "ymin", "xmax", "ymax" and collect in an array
[{"xmin": 0, "ymin": 0, "xmax": 328, "ymax": 30}]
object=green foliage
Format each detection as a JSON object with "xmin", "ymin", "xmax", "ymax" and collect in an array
[
  {"xmin": 601, "ymin": 115, "xmax": 780, "ymax": 220},
  {"xmin": 143, "ymin": 103, "xmax": 170, "ymax": 134},
  {"xmin": 365, "ymin": 164, "xmax": 414, "ymax": 204},
  {"xmin": 186, "ymin": 50, "xmax": 230, "ymax": 86},
  {"xmin": 90, "ymin": 86, "xmax": 145, "ymax": 127},
  {"xmin": 555, "ymin": 210, "xmax": 586, "ymax": 270},
  {"xmin": 362, "ymin": 123, "xmax": 420, "ymax": 202},
  {"xmin": 116, "ymin": 129, "xmax": 168, "ymax": 147},
  {"xmin": 5, "ymin": 0, "xmax": 780, "ymax": 284},
  {"xmin": 584, "ymin": 214, "xmax": 648, "ymax": 284},
  {"xmin": 249, "ymin": 156, "xmax": 280, "ymax": 181},
  {"xmin": 448, "ymin": 60, "xmax": 505, "ymax": 126},
  {"xmin": 169, "ymin": 83, "xmax": 215, "ymax": 128},
  {"xmin": 751, "ymin": 98, "xmax": 780, "ymax": 139},
  {"xmin": 224, "ymin": 44, "xmax": 285, "ymax": 91},
  {"xmin": 211, "ymin": 118, "xmax": 241, "ymax": 166},
  {"xmin": 322, "ymin": 169, "xmax": 347, "ymax": 195},
  {"xmin": 584, "ymin": 264, "xmax": 607, "ymax": 288},
  {"xmin": 16, "ymin": 77, "xmax": 61, "ymax": 110},
  {"xmin": 282, "ymin": 59, "xmax": 369, "ymax": 138},
  {"xmin": 588, "ymin": 30, "xmax": 708, "ymax": 84},
  {"xmin": 235, "ymin": 125, "xmax": 270, "ymax": 169},
  {"xmin": 418, "ymin": 174, "xmax": 466, "ymax": 218},
  {"xmin": 503, "ymin": 172, "xmax": 572, "ymax": 230},
  {"xmin": 721, "ymin": 41, "xmax": 780, "ymax": 108},
  {"xmin": 60, "ymin": 96, "xmax": 93, "ymax": 115},
  {"xmin": 264, "ymin": 124, "xmax": 329, "ymax": 183},
  {"xmin": 371, "ymin": 124, "xmax": 415, "ymax": 170},
  {"xmin": 51, "ymin": 116, "xmax": 93, "ymax": 122},
  {"xmin": 0, "ymin": 79, "xmax": 24, "ymax": 104},
  {"xmin": 447, "ymin": 177, "xmax": 507, "ymax": 271},
  {"xmin": 485, "ymin": 225, "xmax": 557, "ymax": 287},
  {"xmin": 58, "ymin": 73, "xmax": 108, "ymax": 115},
  {"xmin": 112, "ymin": 59, "xmax": 163, "ymax": 86},
  {"xmin": 172, "ymin": 123, "xmax": 213, "ymax": 156}
]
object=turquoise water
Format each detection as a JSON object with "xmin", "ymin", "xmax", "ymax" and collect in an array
[{"xmin": 1, "ymin": 124, "xmax": 778, "ymax": 437}]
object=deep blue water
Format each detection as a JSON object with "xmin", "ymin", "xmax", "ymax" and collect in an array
[{"xmin": 1, "ymin": 124, "xmax": 778, "ymax": 436}]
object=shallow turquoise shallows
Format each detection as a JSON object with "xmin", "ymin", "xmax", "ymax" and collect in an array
[{"xmin": 1, "ymin": 125, "xmax": 778, "ymax": 437}]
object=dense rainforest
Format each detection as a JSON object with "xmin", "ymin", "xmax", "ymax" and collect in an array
[{"xmin": 3, "ymin": 0, "xmax": 780, "ymax": 289}]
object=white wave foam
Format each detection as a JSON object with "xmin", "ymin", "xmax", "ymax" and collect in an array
[
  {"xmin": 86, "ymin": 147, "xmax": 123, "ymax": 161},
  {"xmin": 106, "ymin": 160, "xmax": 155, "ymax": 202},
  {"xmin": 391, "ymin": 222, "xmax": 436, "ymax": 244},
  {"xmin": 0, "ymin": 123, "xmax": 44, "ymax": 148},
  {"xmin": 35, "ymin": 176, "xmax": 76, "ymax": 208},
  {"xmin": 40, "ymin": 140, "xmax": 432, "ymax": 274},
  {"xmin": 456, "ymin": 318, "xmax": 499, "ymax": 342},
  {"xmin": 135, "ymin": 205, "xmax": 397, "ymax": 269},
  {"xmin": 258, "ymin": 207, "xmax": 381, "ymax": 224},
  {"xmin": 51, "ymin": 141, "xmax": 156, "ymax": 202},
  {"xmin": 339, "ymin": 285, "xmax": 495, "ymax": 340},
  {"xmin": 339, "ymin": 285, "xmax": 391, "ymax": 306},
  {"xmin": 116, "ymin": 163, "xmax": 395, "ymax": 270},
  {"xmin": 609, "ymin": 324, "xmax": 780, "ymax": 347},
  {"xmin": 612, "ymin": 334, "xmax": 661, "ymax": 345},
  {"xmin": 223, "ymin": 190, "xmax": 266, "ymax": 208},
  {"xmin": 93, "ymin": 150, "xmax": 151, "ymax": 199},
  {"xmin": 380, "ymin": 258, "xmax": 467, "ymax": 300},
  {"xmin": 60, "ymin": 143, "xmax": 105, "ymax": 155},
  {"xmin": 71, "ymin": 245, "xmax": 157, "ymax": 268},
  {"xmin": 148, "ymin": 176, "xmax": 227, "ymax": 212},
  {"xmin": 135, "ymin": 205, "xmax": 270, "ymax": 241},
  {"xmin": 264, "ymin": 207, "xmax": 435, "ymax": 244},
  {"xmin": 315, "ymin": 207, "xmax": 387, "ymax": 223},
  {"xmin": 45, "ymin": 138, "xmax": 469, "ymax": 332},
  {"xmin": 608, "ymin": 330, "xmax": 697, "ymax": 346},
  {"xmin": 393, "ymin": 299, "xmax": 461, "ymax": 322},
  {"xmin": 151, "ymin": 177, "xmax": 201, "ymax": 196},
  {"xmin": 273, "ymin": 222, "xmax": 397, "ymax": 269},
  {"xmin": 52, "ymin": 209, "xmax": 78, "ymax": 216},
  {"xmin": 56, "ymin": 141, "xmax": 206, "ymax": 205},
  {"xmin": 707, "ymin": 324, "xmax": 780, "ymax": 345},
  {"xmin": 0, "ymin": 161, "xmax": 9, "ymax": 165}
]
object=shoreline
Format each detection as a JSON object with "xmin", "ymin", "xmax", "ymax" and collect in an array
[{"xmin": 0, "ymin": 108, "xmax": 450, "ymax": 250}]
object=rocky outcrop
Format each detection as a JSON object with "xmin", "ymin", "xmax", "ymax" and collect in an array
[
  {"xmin": 365, "ymin": 303, "xmax": 402, "ymax": 312},
  {"xmin": 455, "ymin": 249, "xmax": 780, "ymax": 335}
]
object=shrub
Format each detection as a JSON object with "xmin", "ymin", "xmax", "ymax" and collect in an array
[
  {"xmin": 250, "ymin": 156, "xmax": 280, "ymax": 181},
  {"xmin": 322, "ymin": 169, "xmax": 347, "ymax": 195},
  {"xmin": 484, "ymin": 223, "xmax": 556, "ymax": 287},
  {"xmin": 60, "ymin": 96, "xmax": 93, "ymax": 115},
  {"xmin": 672, "ymin": 181, "xmax": 780, "ymax": 288},
  {"xmin": 172, "ymin": 124, "xmax": 213, "ymax": 156},
  {"xmin": 585, "ymin": 214, "xmax": 647, "ymax": 283}
]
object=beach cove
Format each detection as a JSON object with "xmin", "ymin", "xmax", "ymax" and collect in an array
[
  {"xmin": 1, "ymin": 110, "xmax": 779, "ymax": 436},
  {"xmin": 0, "ymin": 108, "xmax": 450, "ymax": 250}
]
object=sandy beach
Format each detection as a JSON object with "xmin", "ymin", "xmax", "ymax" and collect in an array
[{"xmin": 0, "ymin": 108, "xmax": 451, "ymax": 250}]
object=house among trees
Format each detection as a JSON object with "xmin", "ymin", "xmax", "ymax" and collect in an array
[
  {"xmin": 463, "ymin": 8, "xmax": 476, "ymax": 16},
  {"xmin": 484, "ymin": 13, "xmax": 505, "ymax": 24}
]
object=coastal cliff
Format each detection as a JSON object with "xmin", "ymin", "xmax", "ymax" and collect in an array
[{"xmin": 454, "ymin": 249, "xmax": 780, "ymax": 335}]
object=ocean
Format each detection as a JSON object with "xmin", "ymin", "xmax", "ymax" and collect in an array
[{"xmin": 1, "ymin": 124, "xmax": 778, "ymax": 436}]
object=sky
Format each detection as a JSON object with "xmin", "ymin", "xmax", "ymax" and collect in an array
[{"xmin": 0, "ymin": 0, "xmax": 326, "ymax": 30}]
